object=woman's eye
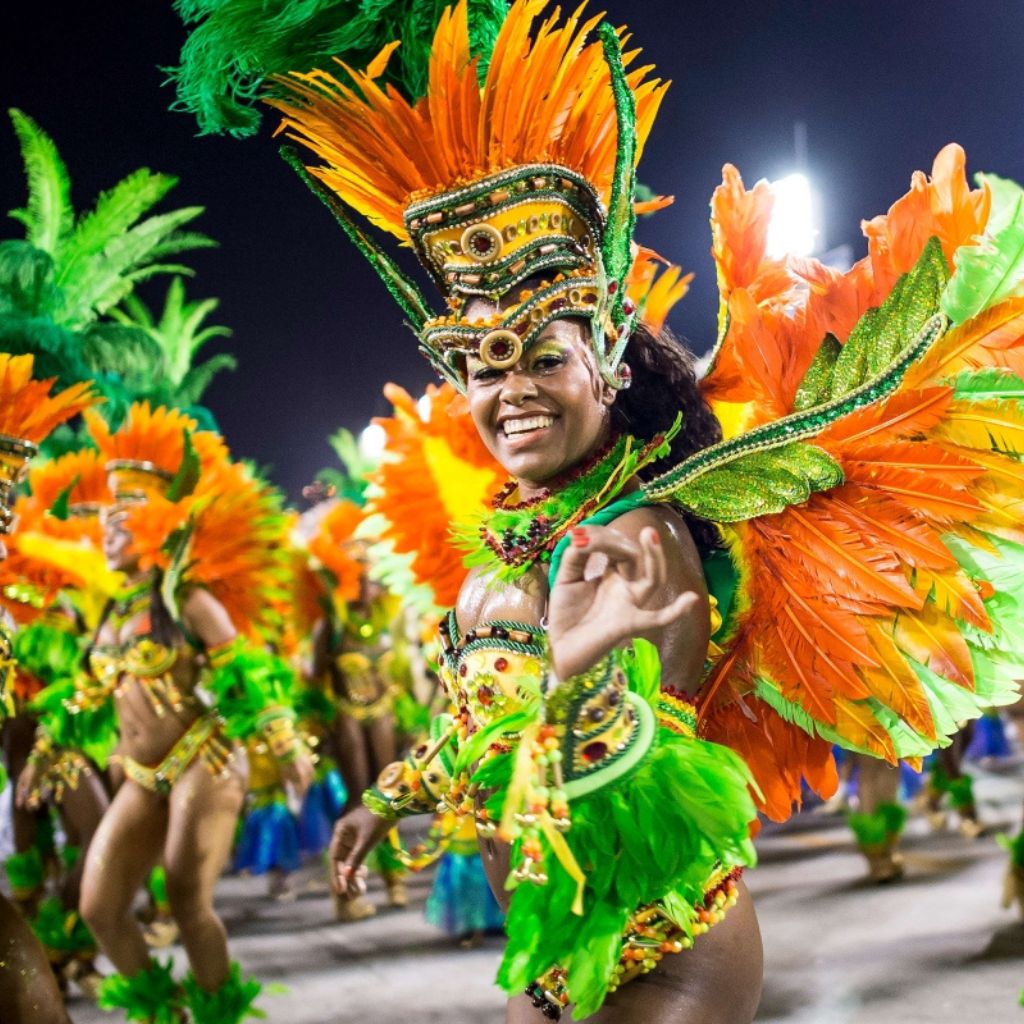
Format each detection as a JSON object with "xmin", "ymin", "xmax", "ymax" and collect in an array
[
  {"xmin": 470, "ymin": 366, "xmax": 501, "ymax": 382},
  {"xmin": 533, "ymin": 353, "xmax": 565, "ymax": 371}
]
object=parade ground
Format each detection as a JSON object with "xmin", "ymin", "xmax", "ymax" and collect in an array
[{"xmin": 64, "ymin": 763, "xmax": 1024, "ymax": 1024}]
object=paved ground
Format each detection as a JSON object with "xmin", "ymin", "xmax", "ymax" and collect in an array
[{"xmin": 64, "ymin": 761, "xmax": 1024, "ymax": 1024}]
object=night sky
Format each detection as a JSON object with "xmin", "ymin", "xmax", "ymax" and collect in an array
[{"xmin": 2, "ymin": 2, "xmax": 1022, "ymax": 500}]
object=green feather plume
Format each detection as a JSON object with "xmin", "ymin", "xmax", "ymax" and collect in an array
[
  {"xmin": 847, "ymin": 802, "xmax": 906, "ymax": 849},
  {"xmin": 31, "ymin": 898, "xmax": 96, "ymax": 956},
  {"xmin": 169, "ymin": 0, "xmax": 510, "ymax": 137},
  {"xmin": 97, "ymin": 958, "xmax": 183, "ymax": 1024}
]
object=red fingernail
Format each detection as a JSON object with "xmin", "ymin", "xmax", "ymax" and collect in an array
[
  {"xmin": 571, "ymin": 528, "xmax": 589, "ymax": 547},
  {"xmin": 650, "ymin": 530, "xmax": 660, "ymax": 546}
]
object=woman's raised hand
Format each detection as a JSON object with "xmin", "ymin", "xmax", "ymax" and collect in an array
[{"xmin": 547, "ymin": 524, "xmax": 699, "ymax": 681}]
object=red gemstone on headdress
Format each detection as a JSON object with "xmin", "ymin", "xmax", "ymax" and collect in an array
[
  {"xmin": 623, "ymin": 299, "xmax": 635, "ymax": 315},
  {"xmin": 607, "ymin": 281, "xmax": 618, "ymax": 294},
  {"xmin": 494, "ymin": 657, "xmax": 509, "ymax": 672},
  {"xmin": 583, "ymin": 293, "xmax": 598, "ymax": 303},
  {"xmin": 477, "ymin": 685, "xmax": 494, "ymax": 706},
  {"xmin": 514, "ymin": 321, "xmax": 529, "ymax": 335},
  {"xmin": 489, "ymin": 338, "xmax": 511, "ymax": 358},
  {"xmin": 468, "ymin": 230, "xmax": 496, "ymax": 256},
  {"xmin": 582, "ymin": 741, "xmax": 608, "ymax": 763},
  {"xmin": 549, "ymin": 298, "xmax": 567, "ymax": 311}
]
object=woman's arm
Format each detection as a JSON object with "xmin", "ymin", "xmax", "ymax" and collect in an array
[{"xmin": 181, "ymin": 587, "xmax": 314, "ymax": 794}]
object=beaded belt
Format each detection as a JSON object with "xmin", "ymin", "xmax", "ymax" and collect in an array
[
  {"xmin": 526, "ymin": 867, "xmax": 744, "ymax": 1019},
  {"xmin": 121, "ymin": 714, "xmax": 232, "ymax": 796}
]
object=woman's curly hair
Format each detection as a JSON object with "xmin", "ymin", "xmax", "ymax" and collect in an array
[{"xmin": 611, "ymin": 324, "xmax": 722, "ymax": 553}]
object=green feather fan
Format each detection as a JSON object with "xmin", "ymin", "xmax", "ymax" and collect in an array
[{"xmin": 170, "ymin": 0, "xmax": 510, "ymax": 137}]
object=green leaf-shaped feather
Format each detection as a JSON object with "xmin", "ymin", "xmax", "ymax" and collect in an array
[
  {"xmin": 828, "ymin": 236, "xmax": 948, "ymax": 401},
  {"xmin": 942, "ymin": 174, "xmax": 1024, "ymax": 325},
  {"xmin": 666, "ymin": 442, "xmax": 843, "ymax": 523},
  {"xmin": 7, "ymin": 109, "xmax": 73, "ymax": 254},
  {"xmin": 166, "ymin": 430, "xmax": 201, "ymax": 501},
  {"xmin": 793, "ymin": 332, "xmax": 841, "ymax": 411}
]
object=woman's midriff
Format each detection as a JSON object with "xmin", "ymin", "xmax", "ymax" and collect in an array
[{"xmin": 113, "ymin": 661, "xmax": 203, "ymax": 766}]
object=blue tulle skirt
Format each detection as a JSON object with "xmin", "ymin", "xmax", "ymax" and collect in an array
[
  {"xmin": 234, "ymin": 801, "xmax": 301, "ymax": 875},
  {"xmin": 425, "ymin": 852, "xmax": 505, "ymax": 937},
  {"xmin": 966, "ymin": 713, "xmax": 1011, "ymax": 760},
  {"xmin": 298, "ymin": 769, "xmax": 348, "ymax": 857}
]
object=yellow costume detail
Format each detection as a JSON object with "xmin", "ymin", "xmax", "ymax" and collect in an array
[{"xmin": 121, "ymin": 714, "xmax": 232, "ymax": 796}]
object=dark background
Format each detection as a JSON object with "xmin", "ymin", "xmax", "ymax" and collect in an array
[{"xmin": 2, "ymin": 2, "xmax": 1021, "ymax": 499}]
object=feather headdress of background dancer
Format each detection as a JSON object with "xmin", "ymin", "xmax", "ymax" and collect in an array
[{"xmin": 173, "ymin": 0, "xmax": 1024, "ymax": 1015}]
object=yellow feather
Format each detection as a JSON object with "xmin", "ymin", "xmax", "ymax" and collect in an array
[{"xmin": 935, "ymin": 398, "xmax": 1024, "ymax": 455}]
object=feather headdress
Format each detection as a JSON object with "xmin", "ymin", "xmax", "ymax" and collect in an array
[
  {"xmin": 172, "ymin": 0, "xmax": 681, "ymax": 390},
  {"xmin": 0, "ymin": 353, "xmax": 95, "ymax": 532}
]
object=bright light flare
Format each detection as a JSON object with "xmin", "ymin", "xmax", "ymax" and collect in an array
[
  {"xmin": 358, "ymin": 423, "xmax": 387, "ymax": 459},
  {"xmin": 766, "ymin": 172, "xmax": 818, "ymax": 258},
  {"xmin": 416, "ymin": 394, "xmax": 432, "ymax": 422}
]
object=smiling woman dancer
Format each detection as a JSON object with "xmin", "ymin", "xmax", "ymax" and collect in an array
[
  {"xmin": 173, "ymin": 1, "xmax": 1024, "ymax": 1020},
  {"xmin": 76, "ymin": 403, "xmax": 312, "ymax": 1024}
]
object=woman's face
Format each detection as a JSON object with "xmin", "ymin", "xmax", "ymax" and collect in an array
[
  {"xmin": 465, "ymin": 304, "xmax": 615, "ymax": 488},
  {"xmin": 102, "ymin": 505, "xmax": 137, "ymax": 572}
]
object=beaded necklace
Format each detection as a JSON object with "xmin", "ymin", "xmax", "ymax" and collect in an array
[{"xmin": 454, "ymin": 419, "xmax": 679, "ymax": 581}]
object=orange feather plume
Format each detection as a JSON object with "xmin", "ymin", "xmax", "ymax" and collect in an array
[
  {"xmin": 87, "ymin": 403, "xmax": 229, "ymax": 478},
  {"xmin": 366, "ymin": 381, "xmax": 503, "ymax": 608},
  {"xmin": 268, "ymin": 0, "xmax": 669, "ymax": 241},
  {"xmin": 124, "ymin": 459, "xmax": 290, "ymax": 640},
  {"xmin": 0, "ymin": 354, "xmax": 95, "ymax": 443},
  {"xmin": 307, "ymin": 499, "xmax": 365, "ymax": 605},
  {"xmin": 863, "ymin": 143, "xmax": 990, "ymax": 292}
]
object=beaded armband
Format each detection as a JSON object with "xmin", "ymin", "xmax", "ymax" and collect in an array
[
  {"xmin": 258, "ymin": 711, "xmax": 300, "ymax": 762},
  {"xmin": 362, "ymin": 715, "xmax": 461, "ymax": 819}
]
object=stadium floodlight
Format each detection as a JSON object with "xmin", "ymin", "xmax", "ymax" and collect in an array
[
  {"xmin": 358, "ymin": 422, "xmax": 387, "ymax": 459},
  {"xmin": 766, "ymin": 172, "xmax": 818, "ymax": 258}
]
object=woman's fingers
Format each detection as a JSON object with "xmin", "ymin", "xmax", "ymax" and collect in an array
[
  {"xmin": 631, "ymin": 527, "xmax": 667, "ymax": 606},
  {"xmin": 631, "ymin": 590, "xmax": 701, "ymax": 632},
  {"xmin": 554, "ymin": 525, "xmax": 643, "ymax": 586}
]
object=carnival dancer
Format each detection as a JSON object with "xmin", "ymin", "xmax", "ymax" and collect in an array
[
  {"xmin": 232, "ymin": 736, "xmax": 303, "ymax": 900},
  {"xmin": 0, "ymin": 352, "xmax": 95, "ymax": 1023},
  {"xmin": 75, "ymin": 402, "xmax": 312, "ymax": 1024},
  {"xmin": 304, "ymin": 497, "xmax": 411, "ymax": 917},
  {"xmin": 7, "ymin": 449, "xmax": 120, "ymax": 995},
  {"xmin": 174, "ymin": 1, "xmax": 1024, "ymax": 1019}
]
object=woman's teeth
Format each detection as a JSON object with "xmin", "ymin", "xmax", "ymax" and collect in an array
[{"xmin": 503, "ymin": 415, "xmax": 554, "ymax": 436}]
